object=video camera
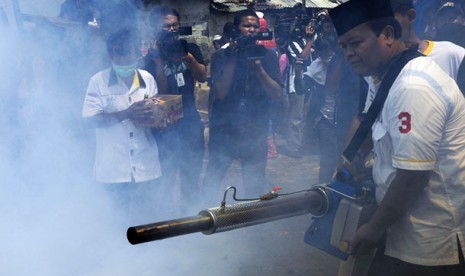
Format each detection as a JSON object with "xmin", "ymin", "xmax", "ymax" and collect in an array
[
  {"xmin": 275, "ymin": 8, "xmax": 328, "ymax": 42},
  {"xmin": 274, "ymin": 6, "xmax": 311, "ymax": 42},
  {"xmin": 157, "ymin": 26, "xmax": 192, "ymax": 59},
  {"xmin": 232, "ymin": 30, "xmax": 273, "ymax": 60}
]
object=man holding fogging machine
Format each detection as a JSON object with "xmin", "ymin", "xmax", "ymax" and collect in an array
[
  {"xmin": 141, "ymin": 6, "xmax": 207, "ymax": 213},
  {"xmin": 329, "ymin": 0, "xmax": 465, "ymax": 275},
  {"xmin": 202, "ymin": 9, "xmax": 285, "ymax": 204}
]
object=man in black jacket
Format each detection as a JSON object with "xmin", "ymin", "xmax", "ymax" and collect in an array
[
  {"xmin": 203, "ymin": 9, "xmax": 285, "ymax": 203},
  {"xmin": 141, "ymin": 6, "xmax": 207, "ymax": 211}
]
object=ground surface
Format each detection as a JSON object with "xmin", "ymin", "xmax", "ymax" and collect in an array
[{"xmin": 176, "ymin": 132, "xmax": 341, "ymax": 276}]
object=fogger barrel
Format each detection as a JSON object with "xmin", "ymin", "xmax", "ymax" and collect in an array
[{"xmin": 127, "ymin": 189, "xmax": 328, "ymax": 245}]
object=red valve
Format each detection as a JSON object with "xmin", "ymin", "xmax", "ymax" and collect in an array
[
  {"xmin": 260, "ymin": 186, "xmax": 283, "ymax": 200},
  {"xmin": 272, "ymin": 186, "xmax": 283, "ymax": 193}
]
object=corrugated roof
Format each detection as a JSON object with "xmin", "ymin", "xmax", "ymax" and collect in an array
[{"xmin": 211, "ymin": 0, "xmax": 343, "ymax": 12}]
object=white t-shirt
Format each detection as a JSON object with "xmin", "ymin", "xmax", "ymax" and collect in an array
[
  {"xmin": 304, "ymin": 56, "xmax": 331, "ymax": 85},
  {"xmin": 372, "ymin": 56, "xmax": 465, "ymax": 265},
  {"xmin": 82, "ymin": 68, "xmax": 161, "ymax": 183},
  {"xmin": 363, "ymin": 40, "xmax": 465, "ymax": 113},
  {"xmin": 423, "ymin": 40, "xmax": 465, "ymax": 80}
]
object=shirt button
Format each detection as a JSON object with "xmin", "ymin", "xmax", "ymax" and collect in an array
[
  {"xmin": 130, "ymin": 149, "xmax": 134, "ymax": 156},
  {"xmin": 129, "ymin": 132, "xmax": 133, "ymax": 138},
  {"xmin": 132, "ymin": 166, "xmax": 136, "ymax": 171}
]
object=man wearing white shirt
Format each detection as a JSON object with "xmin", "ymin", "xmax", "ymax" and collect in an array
[
  {"xmin": 330, "ymin": 0, "xmax": 465, "ymax": 274},
  {"xmin": 82, "ymin": 29, "xmax": 162, "ymax": 217}
]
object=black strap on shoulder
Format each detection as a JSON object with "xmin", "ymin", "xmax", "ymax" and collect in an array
[
  {"xmin": 456, "ymin": 57, "xmax": 465, "ymax": 96},
  {"xmin": 342, "ymin": 48, "xmax": 424, "ymax": 163}
]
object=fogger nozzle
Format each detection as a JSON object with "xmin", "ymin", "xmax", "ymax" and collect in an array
[
  {"xmin": 127, "ymin": 215, "xmax": 213, "ymax": 245},
  {"xmin": 127, "ymin": 189, "xmax": 328, "ymax": 245}
]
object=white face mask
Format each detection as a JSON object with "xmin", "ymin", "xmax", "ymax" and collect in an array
[{"xmin": 112, "ymin": 62, "xmax": 137, "ymax": 78}]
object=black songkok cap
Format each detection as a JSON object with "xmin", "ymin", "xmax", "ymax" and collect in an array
[{"xmin": 329, "ymin": 0, "xmax": 395, "ymax": 37}]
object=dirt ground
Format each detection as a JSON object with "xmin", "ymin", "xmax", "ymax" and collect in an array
[
  {"xmin": 181, "ymin": 86, "xmax": 342, "ymax": 275},
  {"xmin": 177, "ymin": 130, "xmax": 342, "ymax": 276}
]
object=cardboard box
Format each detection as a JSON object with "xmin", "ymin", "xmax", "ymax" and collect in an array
[{"xmin": 136, "ymin": 95, "xmax": 183, "ymax": 127}]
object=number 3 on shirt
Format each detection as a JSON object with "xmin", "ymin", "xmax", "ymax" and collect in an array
[{"xmin": 398, "ymin": 112, "xmax": 411, "ymax": 134}]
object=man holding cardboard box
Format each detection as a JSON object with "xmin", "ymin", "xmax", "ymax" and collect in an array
[{"xmin": 82, "ymin": 28, "xmax": 162, "ymax": 217}]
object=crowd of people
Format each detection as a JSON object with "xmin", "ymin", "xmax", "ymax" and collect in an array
[{"xmin": 4, "ymin": 0, "xmax": 465, "ymax": 274}]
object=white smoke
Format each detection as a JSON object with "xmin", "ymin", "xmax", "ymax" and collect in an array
[{"xmin": 0, "ymin": 2, "xmax": 339, "ymax": 276}]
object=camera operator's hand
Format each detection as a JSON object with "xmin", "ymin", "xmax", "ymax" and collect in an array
[
  {"xmin": 180, "ymin": 52, "xmax": 197, "ymax": 63},
  {"xmin": 155, "ymin": 30, "xmax": 189, "ymax": 61},
  {"xmin": 249, "ymin": 59, "xmax": 285, "ymax": 102},
  {"xmin": 305, "ymin": 23, "xmax": 316, "ymax": 40},
  {"xmin": 226, "ymin": 38, "xmax": 240, "ymax": 54},
  {"xmin": 249, "ymin": 59, "xmax": 263, "ymax": 71}
]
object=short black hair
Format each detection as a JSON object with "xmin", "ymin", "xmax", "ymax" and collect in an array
[
  {"xmin": 233, "ymin": 9, "xmax": 258, "ymax": 27},
  {"xmin": 222, "ymin": 22, "xmax": 237, "ymax": 40},
  {"xmin": 150, "ymin": 5, "xmax": 180, "ymax": 28},
  {"xmin": 106, "ymin": 28, "xmax": 140, "ymax": 58}
]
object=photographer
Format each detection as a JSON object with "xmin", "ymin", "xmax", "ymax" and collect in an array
[
  {"xmin": 281, "ymin": 5, "xmax": 315, "ymax": 158},
  {"xmin": 141, "ymin": 6, "xmax": 206, "ymax": 211},
  {"xmin": 203, "ymin": 9, "xmax": 284, "ymax": 202}
]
